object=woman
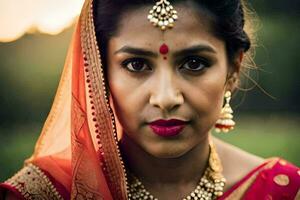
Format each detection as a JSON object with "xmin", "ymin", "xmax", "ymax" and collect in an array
[{"xmin": 1, "ymin": 0, "xmax": 299, "ymax": 199}]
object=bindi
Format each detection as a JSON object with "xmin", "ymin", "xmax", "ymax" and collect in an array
[{"xmin": 159, "ymin": 43, "xmax": 169, "ymax": 60}]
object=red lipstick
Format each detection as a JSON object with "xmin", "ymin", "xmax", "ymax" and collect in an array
[{"xmin": 149, "ymin": 119, "xmax": 188, "ymax": 137}]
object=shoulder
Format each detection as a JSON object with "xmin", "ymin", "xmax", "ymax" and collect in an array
[
  {"xmin": 212, "ymin": 137, "xmax": 265, "ymax": 190},
  {"xmin": 0, "ymin": 163, "xmax": 66, "ymax": 200},
  {"xmin": 212, "ymin": 137, "xmax": 300, "ymax": 199}
]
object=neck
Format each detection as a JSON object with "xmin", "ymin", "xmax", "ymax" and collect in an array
[{"xmin": 120, "ymin": 134, "xmax": 210, "ymax": 186}]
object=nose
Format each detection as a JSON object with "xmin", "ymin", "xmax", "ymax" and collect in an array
[{"xmin": 149, "ymin": 70, "xmax": 184, "ymax": 112}]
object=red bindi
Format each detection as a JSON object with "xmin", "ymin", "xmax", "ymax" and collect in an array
[{"xmin": 159, "ymin": 43, "xmax": 169, "ymax": 55}]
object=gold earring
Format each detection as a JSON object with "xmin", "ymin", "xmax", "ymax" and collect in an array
[{"xmin": 215, "ymin": 91, "xmax": 235, "ymax": 133}]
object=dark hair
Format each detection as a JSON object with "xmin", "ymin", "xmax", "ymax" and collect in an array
[{"xmin": 93, "ymin": 0, "xmax": 253, "ymax": 70}]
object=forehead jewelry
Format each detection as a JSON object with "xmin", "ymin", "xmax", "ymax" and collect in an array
[{"xmin": 147, "ymin": 0, "xmax": 178, "ymax": 31}]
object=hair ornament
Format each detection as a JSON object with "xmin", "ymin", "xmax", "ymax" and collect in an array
[{"xmin": 147, "ymin": 0, "xmax": 178, "ymax": 31}]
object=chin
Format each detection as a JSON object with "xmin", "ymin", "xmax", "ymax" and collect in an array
[{"xmin": 145, "ymin": 142, "xmax": 194, "ymax": 159}]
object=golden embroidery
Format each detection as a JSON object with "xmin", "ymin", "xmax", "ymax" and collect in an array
[
  {"xmin": 273, "ymin": 174, "xmax": 290, "ymax": 186},
  {"xmin": 71, "ymin": 95, "xmax": 104, "ymax": 199},
  {"xmin": 71, "ymin": 95, "xmax": 86, "ymax": 136},
  {"xmin": 5, "ymin": 163, "xmax": 63, "ymax": 200},
  {"xmin": 79, "ymin": 0, "xmax": 128, "ymax": 199}
]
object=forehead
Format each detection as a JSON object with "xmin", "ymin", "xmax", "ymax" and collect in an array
[{"xmin": 111, "ymin": 4, "xmax": 224, "ymax": 51}]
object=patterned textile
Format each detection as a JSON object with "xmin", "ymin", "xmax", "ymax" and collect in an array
[{"xmin": 1, "ymin": 164, "xmax": 63, "ymax": 200}]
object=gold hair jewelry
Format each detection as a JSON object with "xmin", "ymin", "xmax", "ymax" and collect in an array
[
  {"xmin": 127, "ymin": 142, "xmax": 226, "ymax": 200},
  {"xmin": 215, "ymin": 91, "xmax": 235, "ymax": 133},
  {"xmin": 147, "ymin": 0, "xmax": 178, "ymax": 31}
]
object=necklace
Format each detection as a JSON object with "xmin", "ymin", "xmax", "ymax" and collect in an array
[{"xmin": 127, "ymin": 141, "xmax": 226, "ymax": 200}]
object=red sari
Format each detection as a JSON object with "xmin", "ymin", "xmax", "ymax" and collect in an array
[
  {"xmin": 1, "ymin": 157, "xmax": 299, "ymax": 199},
  {"xmin": 1, "ymin": 0, "xmax": 299, "ymax": 199}
]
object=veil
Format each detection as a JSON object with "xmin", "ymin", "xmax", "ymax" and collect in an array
[{"xmin": 25, "ymin": 0, "xmax": 127, "ymax": 199}]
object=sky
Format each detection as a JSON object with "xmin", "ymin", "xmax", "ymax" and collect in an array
[{"xmin": 0, "ymin": 0, "xmax": 84, "ymax": 42}]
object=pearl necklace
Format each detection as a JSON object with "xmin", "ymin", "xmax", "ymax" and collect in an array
[{"xmin": 127, "ymin": 142, "xmax": 226, "ymax": 200}]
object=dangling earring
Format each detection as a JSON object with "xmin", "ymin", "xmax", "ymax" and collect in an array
[{"xmin": 215, "ymin": 91, "xmax": 235, "ymax": 133}]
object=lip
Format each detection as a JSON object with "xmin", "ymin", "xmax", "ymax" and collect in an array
[{"xmin": 149, "ymin": 119, "xmax": 188, "ymax": 137}]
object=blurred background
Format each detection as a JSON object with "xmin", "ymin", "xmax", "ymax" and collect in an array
[{"xmin": 0, "ymin": 0, "xmax": 299, "ymax": 181}]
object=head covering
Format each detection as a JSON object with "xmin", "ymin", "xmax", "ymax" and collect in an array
[{"xmin": 26, "ymin": 0, "xmax": 127, "ymax": 199}]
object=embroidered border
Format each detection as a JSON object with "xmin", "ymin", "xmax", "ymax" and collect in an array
[
  {"xmin": 79, "ymin": 0, "xmax": 128, "ymax": 199},
  {"xmin": 5, "ymin": 163, "xmax": 63, "ymax": 200}
]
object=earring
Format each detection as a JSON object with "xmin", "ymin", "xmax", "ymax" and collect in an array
[{"xmin": 215, "ymin": 91, "xmax": 235, "ymax": 133}]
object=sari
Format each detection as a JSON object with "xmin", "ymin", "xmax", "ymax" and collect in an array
[{"xmin": 1, "ymin": 0, "xmax": 299, "ymax": 199}]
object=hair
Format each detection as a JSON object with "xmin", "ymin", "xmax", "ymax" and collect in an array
[{"xmin": 93, "ymin": 0, "xmax": 257, "ymax": 85}]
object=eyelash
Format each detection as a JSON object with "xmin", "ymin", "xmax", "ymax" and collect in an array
[
  {"xmin": 121, "ymin": 58, "xmax": 152, "ymax": 72},
  {"xmin": 180, "ymin": 56, "xmax": 211, "ymax": 72},
  {"xmin": 121, "ymin": 56, "xmax": 211, "ymax": 73}
]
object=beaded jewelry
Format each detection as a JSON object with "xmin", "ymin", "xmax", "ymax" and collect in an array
[
  {"xmin": 127, "ymin": 142, "xmax": 226, "ymax": 200},
  {"xmin": 215, "ymin": 91, "xmax": 235, "ymax": 133},
  {"xmin": 147, "ymin": 0, "xmax": 178, "ymax": 31}
]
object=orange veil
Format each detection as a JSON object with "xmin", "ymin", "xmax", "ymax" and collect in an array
[{"xmin": 25, "ymin": 0, "xmax": 127, "ymax": 199}]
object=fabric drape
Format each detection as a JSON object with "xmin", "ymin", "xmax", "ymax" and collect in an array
[{"xmin": 26, "ymin": 0, "xmax": 127, "ymax": 199}]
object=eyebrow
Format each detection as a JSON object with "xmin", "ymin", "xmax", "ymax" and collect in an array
[
  {"xmin": 114, "ymin": 44, "xmax": 217, "ymax": 57},
  {"xmin": 114, "ymin": 46, "xmax": 158, "ymax": 57},
  {"xmin": 173, "ymin": 44, "xmax": 217, "ymax": 57}
]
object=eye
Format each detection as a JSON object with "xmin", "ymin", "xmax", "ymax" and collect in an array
[
  {"xmin": 180, "ymin": 56, "xmax": 211, "ymax": 72},
  {"xmin": 121, "ymin": 58, "xmax": 151, "ymax": 72}
]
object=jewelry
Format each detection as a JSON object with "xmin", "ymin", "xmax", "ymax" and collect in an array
[
  {"xmin": 127, "ymin": 142, "xmax": 226, "ymax": 200},
  {"xmin": 215, "ymin": 91, "xmax": 235, "ymax": 133},
  {"xmin": 147, "ymin": 0, "xmax": 178, "ymax": 31}
]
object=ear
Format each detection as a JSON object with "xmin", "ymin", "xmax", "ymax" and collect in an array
[{"xmin": 226, "ymin": 51, "xmax": 244, "ymax": 92}]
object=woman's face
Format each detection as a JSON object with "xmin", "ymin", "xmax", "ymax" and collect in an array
[{"xmin": 107, "ymin": 5, "xmax": 236, "ymax": 158}]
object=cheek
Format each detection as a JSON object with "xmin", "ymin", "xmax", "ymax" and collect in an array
[
  {"xmin": 185, "ymin": 69, "xmax": 226, "ymax": 126},
  {"xmin": 107, "ymin": 67, "xmax": 144, "ymax": 132}
]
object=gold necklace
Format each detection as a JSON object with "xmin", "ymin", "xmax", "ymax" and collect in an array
[{"xmin": 127, "ymin": 142, "xmax": 226, "ymax": 200}]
